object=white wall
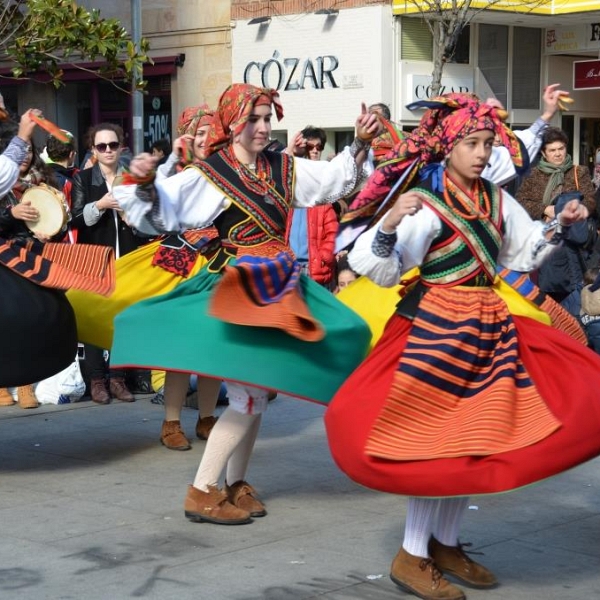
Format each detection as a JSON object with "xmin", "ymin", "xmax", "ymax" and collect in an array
[{"xmin": 232, "ymin": 6, "xmax": 393, "ymax": 140}]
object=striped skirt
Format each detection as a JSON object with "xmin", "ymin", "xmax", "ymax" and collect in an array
[{"xmin": 325, "ymin": 285, "xmax": 600, "ymax": 497}]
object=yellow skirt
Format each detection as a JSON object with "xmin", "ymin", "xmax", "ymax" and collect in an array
[{"xmin": 67, "ymin": 239, "xmax": 207, "ymax": 350}]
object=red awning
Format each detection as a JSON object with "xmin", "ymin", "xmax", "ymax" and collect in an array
[{"xmin": 0, "ymin": 54, "xmax": 183, "ymax": 84}]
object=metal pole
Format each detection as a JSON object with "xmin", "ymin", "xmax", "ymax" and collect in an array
[{"xmin": 131, "ymin": 0, "xmax": 144, "ymax": 154}]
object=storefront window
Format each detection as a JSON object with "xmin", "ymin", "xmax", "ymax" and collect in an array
[
  {"xmin": 511, "ymin": 27, "xmax": 541, "ymax": 109},
  {"xmin": 478, "ymin": 24, "xmax": 508, "ymax": 107}
]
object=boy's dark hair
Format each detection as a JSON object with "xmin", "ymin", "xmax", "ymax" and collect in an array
[
  {"xmin": 151, "ymin": 138, "xmax": 171, "ymax": 155},
  {"xmin": 301, "ymin": 126, "xmax": 326, "ymax": 147},
  {"xmin": 46, "ymin": 133, "xmax": 75, "ymax": 163}
]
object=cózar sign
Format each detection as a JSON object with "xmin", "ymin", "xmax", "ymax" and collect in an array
[{"xmin": 243, "ymin": 50, "xmax": 339, "ymax": 91}]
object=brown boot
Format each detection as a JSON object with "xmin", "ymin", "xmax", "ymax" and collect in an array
[
  {"xmin": 184, "ymin": 484, "xmax": 252, "ymax": 525},
  {"xmin": 429, "ymin": 537, "xmax": 498, "ymax": 589},
  {"xmin": 17, "ymin": 385, "xmax": 38, "ymax": 409},
  {"xmin": 390, "ymin": 547, "xmax": 465, "ymax": 600},
  {"xmin": 90, "ymin": 378, "xmax": 110, "ymax": 404},
  {"xmin": 225, "ymin": 480, "xmax": 267, "ymax": 517},
  {"xmin": 195, "ymin": 415, "xmax": 217, "ymax": 440},
  {"xmin": 109, "ymin": 378, "xmax": 135, "ymax": 402},
  {"xmin": 160, "ymin": 420, "xmax": 191, "ymax": 451},
  {"xmin": 0, "ymin": 388, "xmax": 15, "ymax": 406}
]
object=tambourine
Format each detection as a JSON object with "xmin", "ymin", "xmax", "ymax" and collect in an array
[{"xmin": 21, "ymin": 184, "xmax": 70, "ymax": 237}]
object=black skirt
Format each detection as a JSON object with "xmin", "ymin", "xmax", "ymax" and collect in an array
[{"xmin": 0, "ymin": 264, "xmax": 77, "ymax": 387}]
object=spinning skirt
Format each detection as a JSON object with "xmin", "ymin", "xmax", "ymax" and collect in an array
[
  {"xmin": 110, "ymin": 268, "xmax": 371, "ymax": 404},
  {"xmin": 0, "ymin": 264, "xmax": 77, "ymax": 387},
  {"xmin": 325, "ymin": 295, "xmax": 600, "ymax": 497},
  {"xmin": 67, "ymin": 239, "xmax": 207, "ymax": 350}
]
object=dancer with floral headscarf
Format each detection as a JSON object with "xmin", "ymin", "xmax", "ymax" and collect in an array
[
  {"xmin": 112, "ymin": 83, "xmax": 380, "ymax": 525},
  {"xmin": 324, "ymin": 93, "xmax": 600, "ymax": 600}
]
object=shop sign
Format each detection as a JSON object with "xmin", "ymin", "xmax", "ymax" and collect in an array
[
  {"xmin": 545, "ymin": 23, "xmax": 600, "ymax": 55},
  {"xmin": 243, "ymin": 50, "xmax": 339, "ymax": 91},
  {"xmin": 409, "ymin": 74, "xmax": 472, "ymax": 102},
  {"xmin": 574, "ymin": 59, "xmax": 600, "ymax": 90}
]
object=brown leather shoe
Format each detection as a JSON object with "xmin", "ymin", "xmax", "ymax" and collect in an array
[
  {"xmin": 184, "ymin": 484, "xmax": 252, "ymax": 525},
  {"xmin": 390, "ymin": 547, "xmax": 465, "ymax": 600},
  {"xmin": 17, "ymin": 385, "xmax": 38, "ymax": 409},
  {"xmin": 429, "ymin": 537, "xmax": 498, "ymax": 589},
  {"xmin": 0, "ymin": 388, "xmax": 15, "ymax": 406},
  {"xmin": 160, "ymin": 420, "xmax": 191, "ymax": 451},
  {"xmin": 195, "ymin": 415, "xmax": 217, "ymax": 440},
  {"xmin": 90, "ymin": 378, "xmax": 110, "ymax": 405},
  {"xmin": 225, "ymin": 480, "xmax": 267, "ymax": 517},
  {"xmin": 109, "ymin": 378, "xmax": 135, "ymax": 402}
]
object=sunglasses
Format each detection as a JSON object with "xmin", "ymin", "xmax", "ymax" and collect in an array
[
  {"xmin": 306, "ymin": 143, "xmax": 323, "ymax": 152},
  {"xmin": 94, "ymin": 141, "xmax": 120, "ymax": 153}
]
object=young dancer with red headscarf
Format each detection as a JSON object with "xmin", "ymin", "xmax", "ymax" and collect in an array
[
  {"xmin": 324, "ymin": 93, "xmax": 600, "ymax": 599},
  {"xmin": 112, "ymin": 83, "xmax": 380, "ymax": 524}
]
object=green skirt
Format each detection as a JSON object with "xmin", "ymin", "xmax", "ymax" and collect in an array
[{"xmin": 110, "ymin": 269, "xmax": 371, "ymax": 404}]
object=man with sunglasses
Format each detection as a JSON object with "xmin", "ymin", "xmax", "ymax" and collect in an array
[{"xmin": 71, "ymin": 123, "xmax": 148, "ymax": 405}]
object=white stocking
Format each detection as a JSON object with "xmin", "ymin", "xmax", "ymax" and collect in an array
[
  {"xmin": 192, "ymin": 407, "xmax": 260, "ymax": 491},
  {"xmin": 433, "ymin": 497, "xmax": 469, "ymax": 547},
  {"xmin": 402, "ymin": 497, "xmax": 441, "ymax": 558},
  {"xmin": 226, "ymin": 413, "xmax": 262, "ymax": 485}
]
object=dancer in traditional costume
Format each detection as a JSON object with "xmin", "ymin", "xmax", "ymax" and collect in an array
[
  {"xmin": 68, "ymin": 105, "xmax": 222, "ymax": 447},
  {"xmin": 0, "ymin": 110, "xmax": 114, "ymax": 389},
  {"xmin": 112, "ymin": 83, "xmax": 378, "ymax": 524},
  {"xmin": 324, "ymin": 92, "xmax": 600, "ymax": 600}
]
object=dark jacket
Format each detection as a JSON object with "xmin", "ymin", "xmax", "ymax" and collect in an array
[{"xmin": 71, "ymin": 164, "xmax": 145, "ymax": 255}]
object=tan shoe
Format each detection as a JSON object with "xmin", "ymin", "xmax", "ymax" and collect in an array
[
  {"xmin": 184, "ymin": 485, "xmax": 252, "ymax": 525},
  {"xmin": 109, "ymin": 378, "xmax": 135, "ymax": 402},
  {"xmin": 429, "ymin": 536, "xmax": 498, "ymax": 589},
  {"xmin": 17, "ymin": 385, "xmax": 38, "ymax": 409},
  {"xmin": 90, "ymin": 378, "xmax": 110, "ymax": 405},
  {"xmin": 160, "ymin": 420, "xmax": 191, "ymax": 451},
  {"xmin": 226, "ymin": 480, "xmax": 267, "ymax": 517},
  {"xmin": 195, "ymin": 415, "xmax": 217, "ymax": 440},
  {"xmin": 390, "ymin": 547, "xmax": 465, "ymax": 600},
  {"xmin": 0, "ymin": 388, "xmax": 15, "ymax": 406}
]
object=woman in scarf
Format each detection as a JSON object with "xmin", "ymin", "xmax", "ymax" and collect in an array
[
  {"xmin": 516, "ymin": 126, "xmax": 597, "ymax": 303},
  {"xmin": 324, "ymin": 93, "xmax": 600, "ymax": 600},
  {"xmin": 112, "ymin": 83, "xmax": 379, "ymax": 525}
]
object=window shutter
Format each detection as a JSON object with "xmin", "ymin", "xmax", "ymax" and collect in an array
[{"xmin": 401, "ymin": 17, "xmax": 433, "ymax": 62}]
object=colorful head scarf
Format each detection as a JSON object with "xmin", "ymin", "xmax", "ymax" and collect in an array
[
  {"xmin": 343, "ymin": 92, "xmax": 525, "ymax": 222},
  {"xmin": 204, "ymin": 83, "xmax": 284, "ymax": 157},
  {"xmin": 176, "ymin": 104, "xmax": 215, "ymax": 137}
]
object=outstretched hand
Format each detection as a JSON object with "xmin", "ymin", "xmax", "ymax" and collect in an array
[
  {"xmin": 542, "ymin": 83, "xmax": 571, "ymax": 120},
  {"xmin": 129, "ymin": 152, "xmax": 158, "ymax": 179},
  {"xmin": 558, "ymin": 199, "xmax": 588, "ymax": 226},
  {"xmin": 381, "ymin": 190, "xmax": 428, "ymax": 232}
]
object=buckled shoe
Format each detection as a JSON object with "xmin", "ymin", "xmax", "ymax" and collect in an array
[
  {"xmin": 225, "ymin": 480, "xmax": 267, "ymax": 517},
  {"xmin": 184, "ymin": 485, "xmax": 252, "ymax": 525}
]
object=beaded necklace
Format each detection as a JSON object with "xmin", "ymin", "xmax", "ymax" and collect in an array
[{"xmin": 443, "ymin": 171, "xmax": 491, "ymax": 221}]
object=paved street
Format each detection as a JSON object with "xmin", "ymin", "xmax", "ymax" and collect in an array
[{"xmin": 0, "ymin": 393, "xmax": 599, "ymax": 600}]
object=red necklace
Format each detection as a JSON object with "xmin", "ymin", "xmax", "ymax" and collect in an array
[{"xmin": 443, "ymin": 171, "xmax": 491, "ymax": 220}]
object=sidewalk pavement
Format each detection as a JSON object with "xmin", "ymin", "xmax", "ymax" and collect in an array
[{"xmin": 0, "ymin": 394, "xmax": 599, "ymax": 600}]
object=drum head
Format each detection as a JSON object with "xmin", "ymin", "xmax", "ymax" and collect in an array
[{"xmin": 22, "ymin": 185, "xmax": 67, "ymax": 236}]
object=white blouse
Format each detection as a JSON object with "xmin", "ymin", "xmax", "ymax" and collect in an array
[
  {"xmin": 349, "ymin": 191, "xmax": 558, "ymax": 288},
  {"xmin": 114, "ymin": 147, "xmax": 371, "ymax": 236}
]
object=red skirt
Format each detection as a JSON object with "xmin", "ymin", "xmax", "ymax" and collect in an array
[{"xmin": 324, "ymin": 313, "xmax": 600, "ymax": 497}]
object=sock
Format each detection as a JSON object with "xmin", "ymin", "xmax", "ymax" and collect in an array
[
  {"xmin": 433, "ymin": 497, "xmax": 470, "ymax": 547},
  {"xmin": 402, "ymin": 497, "xmax": 441, "ymax": 558}
]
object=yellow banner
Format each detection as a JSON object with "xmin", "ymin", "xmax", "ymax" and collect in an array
[{"xmin": 393, "ymin": 1, "xmax": 600, "ymax": 16}]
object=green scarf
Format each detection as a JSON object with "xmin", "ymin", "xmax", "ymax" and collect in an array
[{"xmin": 537, "ymin": 154, "xmax": 574, "ymax": 206}]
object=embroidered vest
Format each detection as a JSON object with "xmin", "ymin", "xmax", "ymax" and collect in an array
[{"xmin": 415, "ymin": 176, "xmax": 504, "ymax": 287}]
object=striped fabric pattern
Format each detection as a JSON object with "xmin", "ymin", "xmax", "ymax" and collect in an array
[
  {"xmin": 0, "ymin": 238, "xmax": 114, "ymax": 296},
  {"xmin": 365, "ymin": 286, "xmax": 561, "ymax": 460}
]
